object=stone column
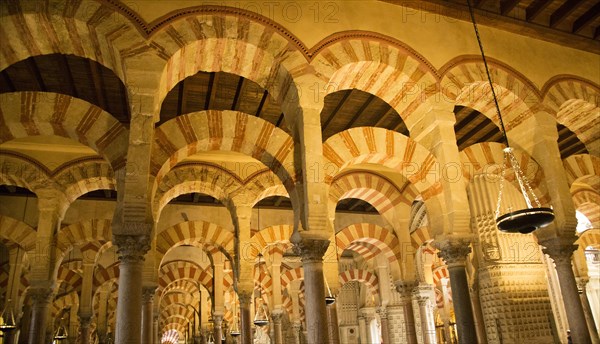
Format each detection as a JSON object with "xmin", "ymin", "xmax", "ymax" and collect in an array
[
  {"xmin": 4, "ymin": 247, "xmax": 25, "ymax": 344},
  {"xmin": 238, "ymin": 290, "xmax": 252, "ymax": 344},
  {"xmin": 292, "ymin": 322, "xmax": 302, "ymax": 344},
  {"xmin": 395, "ymin": 281, "xmax": 418, "ymax": 344},
  {"xmin": 326, "ymin": 303, "xmax": 340, "ymax": 344},
  {"xmin": 213, "ymin": 312, "xmax": 223, "ymax": 344},
  {"xmin": 377, "ymin": 307, "xmax": 390, "ymax": 344},
  {"xmin": 542, "ymin": 238, "xmax": 592, "ymax": 344},
  {"xmin": 271, "ymin": 310, "xmax": 284, "ymax": 344},
  {"xmin": 357, "ymin": 315, "xmax": 368, "ymax": 344},
  {"xmin": 436, "ymin": 240, "xmax": 477, "ymax": 344},
  {"xmin": 141, "ymin": 286, "xmax": 156, "ymax": 344},
  {"xmin": 27, "ymin": 286, "xmax": 54, "ymax": 344},
  {"xmin": 578, "ymin": 278, "xmax": 600, "ymax": 343},
  {"xmin": 293, "ymin": 238, "xmax": 330, "ymax": 344},
  {"xmin": 416, "ymin": 297, "xmax": 433, "ymax": 344},
  {"xmin": 114, "ymin": 234, "xmax": 151, "ymax": 344},
  {"xmin": 153, "ymin": 314, "xmax": 160, "ymax": 344},
  {"xmin": 78, "ymin": 314, "xmax": 92, "ymax": 344}
]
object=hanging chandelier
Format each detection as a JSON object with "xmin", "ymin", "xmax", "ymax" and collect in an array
[
  {"xmin": 253, "ymin": 254, "xmax": 269, "ymax": 327},
  {"xmin": 53, "ymin": 318, "xmax": 68, "ymax": 342},
  {"xmin": 0, "ymin": 299, "xmax": 16, "ymax": 332},
  {"xmin": 466, "ymin": 0, "xmax": 554, "ymax": 234},
  {"xmin": 325, "ymin": 278, "xmax": 335, "ymax": 305}
]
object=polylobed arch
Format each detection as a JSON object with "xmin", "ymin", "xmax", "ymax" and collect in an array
[
  {"xmin": 338, "ymin": 269, "xmax": 379, "ymax": 298},
  {"xmin": 323, "ymin": 127, "xmax": 445, "ymax": 231},
  {"xmin": 460, "ymin": 142, "xmax": 551, "ymax": 206},
  {"xmin": 0, "ymin": 92, "xmax": 129, "ymax": 170},
  {"xmin": 150, "ymin": 110, "xmax": 297, "ymax": 201}
]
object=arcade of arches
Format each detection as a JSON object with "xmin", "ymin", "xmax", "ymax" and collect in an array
[{"xmin": 0, "ymin": 1, "xmax": 599, "ymax": 344}]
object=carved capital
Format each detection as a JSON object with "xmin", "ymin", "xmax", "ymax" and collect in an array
[
  {"xmin": 376, "ymin": 307, "xmax": 387, "ymax": 319},
  {"xmin": 212, "ymin": 312, "xmax": 223, "ymax": 326},
  {"xmin": 28, "ymin": 287, "xmax": 55, "ymax": 304},
  {"xmin": 293, "ymin": 239, "xmax": 330, "ymax": 263},
  {"xmin": 577, "ymin": 277, "xmax": 589, "ymax": 293},
  {"xmin": 79, "ymin": 314, "xmax": 92, "ymax": 328},
  {"xmin": 435, "ymin": 240, "xmax": 472, "ymax": 267},
  {"xmin": 142, "ymin": 286, "xmax": 157, "ymax": 303},
  {"xmin": 416, "ymin": 296, "xmax": 429, "ymax": 306},
  {"xmin": 395, "ymin": 280, "xmax": 417, "ymax": 297},
  {"xmin": 113, "ymin": 234, "xmax": 150, "ymax": 263},
  {"xmin": 271, "ymin": 310, "xmax": 284, "ymax": 322},
  {"xmin": 540, "ymin": 238, "xmax": 577, "ymax": 266},
  {"xmin": 238, "ymin": 290, "xmax": 253, "ymax": 306}
]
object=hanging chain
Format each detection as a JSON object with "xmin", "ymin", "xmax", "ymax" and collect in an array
[
  {"xmin": 507, "ymin": 148, "xmax": 542, "ymax": 208},
  {"xmin": 466, "ymin": 0, "xmax": 510, "ymax": 148},
  {"xmin": 495, "ymin": 152, "xmax": 507, "ymax": 219}
]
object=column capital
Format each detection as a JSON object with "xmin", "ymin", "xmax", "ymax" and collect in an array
[
  {"xmin": 28, "ymin": 286, "xmax": 55, "ymax": 304},
  {"xmin": 113, "ymin": 234, "xmax": 151, "ymax": 263},
  {"xmin": 79, "ymin": 314, "xmax": 92, "ymax": 327},
  {"xmin": 271, "ymin": 310, "xmax": 284, "ymax": 322},
  {"xmin": 293, "ymin": 238, "xmax": 330, "ymax": 263},
  {"xmin": 394, "ymin": 280, "xmax": 417, "ymax": 297},
  {"xmin": 212, "ymin": 312, "xmax": 223, "ymax": 325},
  {"xmin": 576, "ymin": 277, "xmax": 589, "ymax": 292},
  {"xmin": 416, "ymin": 295, "xmax": 429, "ymax": 306},
  {"xmin": 376, "ymin": 306, "xmax": 387, "ymax": 319},
  {"xmin": 434, "ymin": 239, "xmax": 472, "ymax": 268},
  {"xmin": 142, "ymin": 286, "xmax": 157, "ymax": 303},
  {"xmin": 238, "ymin": 290, "xmax": 253, "ymax": 305},
  {"xmin": 540, "ymin": 237, "xmax": 577, "ymax": 265}
]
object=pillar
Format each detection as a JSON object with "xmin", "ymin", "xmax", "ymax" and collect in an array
[
  {"xmin": 578, "ymin": 278, "xmax": 600, "ymax": 343},
  {"xmin": 78, "ymin": 314, "xmax": 91, "ymax": 344},
  {"xmin": 326, "ymin": 303, "xmax": 340, "ymax": 344},
  {"xmin": 357, "ymin": 315, "xmax": 368, "ymax": 344},
  {"xmin": 416, "ymin": 296, "xmax": 433, "ymax": 344},
  {"xmin": 542, "ymin": 238, "xmax": 592, "ymax": 344},
  {"xmin": 395, "ymin": 281, "xmax": 418, "ymax": 343},
  {"xmin": 436, "ymin": 240, "xmax": 477, "ymax": 344},
  {"xmin": 213, "ymin": 312, "xmax": 223, "ymax": 344},
  {"xmin": 114, "ymin": 234, "xmax": 151, "ymax": 344},
  {"xmin": 238, "ymin": 290, "xmax": 252, "ymax": 344},
  {"xmin": 27, "ymin": 286, "xmax": 54, "ymax": 344},
  {"xmin": 377, "ymin": 307, "xmax": 389, "ymax": 344},
  {"xmin": 293, "ymin": 238, "xmax": 330, "ymax": 344},
  {"xmin": 271, "ymin": 310, "xmax": 284, "ymax": 344},
  {"xmin": 153, "ymin": 314, "xmax": 159, "ymax": 344},
  {"xmin": 141, "ymin": 286, "xmax": 156, "ymax": 344},
  {"xmin": 4, "ymin": 247, "xmax": 25, "ymax": 344},
  {"xmin": 292, "ymin": 322, "xmax": 302, "ymax": 344}
]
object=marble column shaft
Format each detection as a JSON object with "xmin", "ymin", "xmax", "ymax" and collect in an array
[
  {"xmin": 543, "ymin": 240, "xmax": 592, "ymax": 344},
  {"xmin": 141, "ymin": 286, "xmax": 156, "ymax": 344},
  {"xmin": 27, "ymin": 287, "xmax": 54, "ymax": 344},
  {"xmin": 213, "ymin": 313, "xmax": 223, "ymax": 344},
  {"xmin": 326, "ymin": 303, "xmax": 340, "ymax": 344},
  {"xmin": 377, "ymin": 307, "xmax": 390, "ymax": 344},
  {"xmin": 238, "ymin": 291, "xmax": 252, "ymax": 344},
  {"xmin": 293, "ymin": 239, "xmax": 330, "ymax": 344},
  {"xmin": 396, "ymin": 281, "xmax": 418, "ymax": 344},
  {"xmin": 271, "ymin": 311, "xmax": 284, "ymax": 344},
  {"xmin": 114, "ymin": 234, "xmax": 150, "ymax": 344},
  {"xmin": 437, "ymin": 243, "xmax": 477, "ymax": 344},
  {"xmin": 79, "ymin": 314, "xmax": 92, "ymax": 344}
]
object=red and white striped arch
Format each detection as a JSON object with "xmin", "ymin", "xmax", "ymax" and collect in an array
[
  {"xmin": 563, "ymin": 155, "xmax": 600, "ymax": 186},
  {"xmin": 323, "ymin": 128, "xmax": 444, "ymax": 230},
  {"xmin": 281, "ymin": 267, "xmax": 304, "ymax": 289},
  {"xmin": 0, "ymin": 151, "xmax": 53, "ymax": 196},
  {"xmin": 151, "ymin": 111, "xmax": 296, "ymax": 198},
  {"xmin": 93, "ymin": 263, "xmax": 120, "ymax": 290},
  {"xmin": 248, "ymin": 224, "xmax": 294, "ymax": 259},
  {"xmin": 310, "ymin": 32, "xmax": 438, "ymax": 120},
  {"xmin": 460, "ymin": 142, "xmax": 550, "ymax": 206},
  {"xmin": 156, "ymin": 220, "xmax": 235, "ymax": 263},
  {"xmin": 0, "ymin": 215, "xmax": 36, "ymax": 252},
  {"xmin": 543, "ymin": 77, "xmax": 600, "ymax": 154},
  {"xmin": 53, "ymin": 158, "xmax": 116, "ymax": 203},
  {"xmin": 56, "ymin": 263, "xmax": 83, "ymax": 291},
  {"xmin": 329, "ymin": 170, "xmax": 415, "ymax": 225},
  {"xmin": 0, "ymin": 0, "xmax": 138, "ymax": 81},
  {"xmin": 338, "ymin": 269, "xmax": 379, "ymax": 297},
  {"xmin": 577, "ymin": 229, "xmax": 600, "ymax": 250},
  {"xmin": 152, "ymin": 9, "xmax": 306, "ymax": 117},
  {"xmin": 51, "ymin": 291, "xmax": 79, "ymax": 319},
  {"xmin": 0, "ymin": 92, "xmax": 129, "ymax": 170},
  {"xmin": 336, "ymin": 223, "xmax": 402, "ymax": 263},
  {"xmin": 57, "ymin": 219, "xmax": 112, "ymax": 263},
  {"xmin": 158, "ymin": 261, "xmax": 214, "ymax": 295},
  {"xmin": 440, "ymin": 56, "xmax": 541, "ymax": 129}
]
